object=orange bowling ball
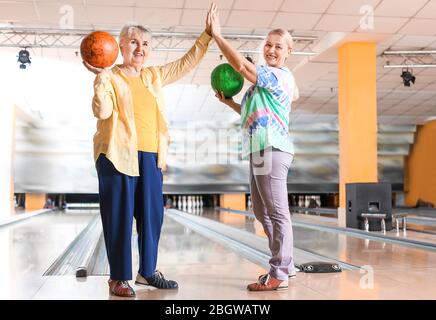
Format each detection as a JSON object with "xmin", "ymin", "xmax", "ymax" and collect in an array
[{"xmin": 80, "ymin": 31, "xmax": 119, "ymax": 68}]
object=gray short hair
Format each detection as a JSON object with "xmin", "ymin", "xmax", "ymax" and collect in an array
[
  {"xmin": 119, "ymin": 24, "xmax": 151, "ymax": 42},
  {"xmin": 268, "ymin": 29, "xmax": 294, "ymax": 50}
]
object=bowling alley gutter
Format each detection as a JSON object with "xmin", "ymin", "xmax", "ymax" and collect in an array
[
  {"xmin": 165, "ymin": 209, "xmax": 360, "ymax": 272},
  {"xmin": 42, "ymin": 208, "xmax": 359, "ymax": 276},
  {"xmin": 0, "ymin": 209, "xmax": 52, "ymax": 228}
]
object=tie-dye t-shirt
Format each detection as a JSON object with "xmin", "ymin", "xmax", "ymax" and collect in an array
[{"xmin": 240, "ymin": 65, "xmax": 295, "ymax": 158}]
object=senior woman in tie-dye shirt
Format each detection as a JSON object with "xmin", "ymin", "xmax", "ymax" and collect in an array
[{"xmin": 209, "ymin": 3, "xmax": 299, "ymax": 291}]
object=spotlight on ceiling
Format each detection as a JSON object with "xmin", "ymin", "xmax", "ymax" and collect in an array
[
  {"xmin": 17, "ymin": 48, "xmax": 31, "ymax": 69},
  {"xmin": 245, "ymin": 55, "xmax": 254, "ymax": 64},
  {"xmin": 401, "ymin": 68, "xmax": 415, "ymax": 87}
]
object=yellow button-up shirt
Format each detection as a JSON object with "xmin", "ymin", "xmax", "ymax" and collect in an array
[{"xmin": 92, "ymin": 31, "xmax": 212, "ymax": 176}]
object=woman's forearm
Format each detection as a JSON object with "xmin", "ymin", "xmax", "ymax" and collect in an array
[
  {"xmin": 214, "ymin": 35, "xmax": 257, "ymax": 84},
  {"xmin": 92, "ymin": 72, "xmax": 114, "ymax": 120},
  {"xmin": 226, "ymin": 100, "xmax": 241, "ymax": 114},
  {"xmin": 158, "ymin": 31, "xmax": 212, "ymax": 86}
]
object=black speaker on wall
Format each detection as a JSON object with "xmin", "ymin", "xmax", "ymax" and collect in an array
[{"xmin": 346, "ymin": 183, "xmax": 392, "ymax": 231}]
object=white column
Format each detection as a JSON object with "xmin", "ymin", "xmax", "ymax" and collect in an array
[{"xmin": 0, "ymin": 99, "xmax": 15, "ymax": 219}]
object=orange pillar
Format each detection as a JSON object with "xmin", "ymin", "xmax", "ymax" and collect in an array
[
  {"xmin": 405, "ymin": 121, "xmax": 436, "ymax": 207},
  {"xmin": 25, "ymin": 193, "xmax": 47, "ymax": 211},
  {"xmin": 338, "ymin": 42, "xmax": 378, "ymax": 226},
  {"xmin": 220, "ymin": 193, "xmax": 246, "ymax": 211}
]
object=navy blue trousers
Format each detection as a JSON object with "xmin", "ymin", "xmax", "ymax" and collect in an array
[{"xmin": 96, "ymin": 152, "xmax": 164, "ymax": 280}]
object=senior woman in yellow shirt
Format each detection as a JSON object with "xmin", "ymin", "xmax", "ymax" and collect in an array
[{"xmin": 84, "ymin": 11, "xmax": 213, "ymax": 297}]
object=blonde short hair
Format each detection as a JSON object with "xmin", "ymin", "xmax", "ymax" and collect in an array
[
  {"xmin": 267, "ymin": 29, "xmax": 294, "ymax": 50},
  {"xmin": 119, "ymin": 24, "xmax": 151, "ymax": 43}
]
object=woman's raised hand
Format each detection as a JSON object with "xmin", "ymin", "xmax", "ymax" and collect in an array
[
  {"xmin": 205, "ymin": 4, "xmax": 212, "ymax": 36},
  {"xmin": 207, "ymin": 2, "xmax": 221, "ymax": 39},
  {"xmin": 82, "ymin": 60, "xmax": 104, "ymax": 75},
  {"xmin": 215, "ymin": 91, "xmax": 232, "ymax": 104}
]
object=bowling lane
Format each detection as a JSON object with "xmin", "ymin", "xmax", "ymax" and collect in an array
[
  {"xmin": 32, "ymin": 210, "xmax": 328, "ymax": 300},
  {"xmin": 154, "ymin": 209, "xmax": 436, "ymax": 299},
  {"xmin": 192, "ymin": 208, "xmax": 436, "ymax": 271},
  {"xmin": 292, "ymin": 212, "xmax": 436, "ymax": 244},
  {"xmin": 0, "ymin": 210, "xmax": 96, "ymax": 299},
  {"xmin": 11, "ymin": 207, "xmax": 436, "ymax": 300}
]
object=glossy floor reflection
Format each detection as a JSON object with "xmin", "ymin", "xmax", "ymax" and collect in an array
[
  {"xmin": 2, "ymin": 208, "xmax": 436, "ymax": 299},
  {"xmin": 207, "ymin": 209, "xmax": 436, "ymax": 270},
  {"xmin": 0, "ymin": 210, "xmax": 95, "ymax": 299}
]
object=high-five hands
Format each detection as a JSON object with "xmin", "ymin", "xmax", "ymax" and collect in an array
[{"xmin": 207, "ymin": 2, "xmax": 221, "ymax": 39}]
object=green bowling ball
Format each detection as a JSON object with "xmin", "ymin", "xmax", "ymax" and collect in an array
[{"xmin": 211, "ymin": 63, "xmax": 244, "ymax": 98}]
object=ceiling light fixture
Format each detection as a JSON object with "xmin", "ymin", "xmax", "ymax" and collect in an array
[
  {"xmin": 245, "ymin": 55, "xmax": 254, "ymax": 64},
  {"xmin": 17, "ymin": 48, "xmax": 31, "ymax": 69},
  {"xmin": 400, "ymin": 68, "xmax": 415, "ymax": 87}
]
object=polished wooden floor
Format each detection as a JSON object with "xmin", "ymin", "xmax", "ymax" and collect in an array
[{"xmin": 1, "ymin": 209, "xmax": 436, "ymax": 300}]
